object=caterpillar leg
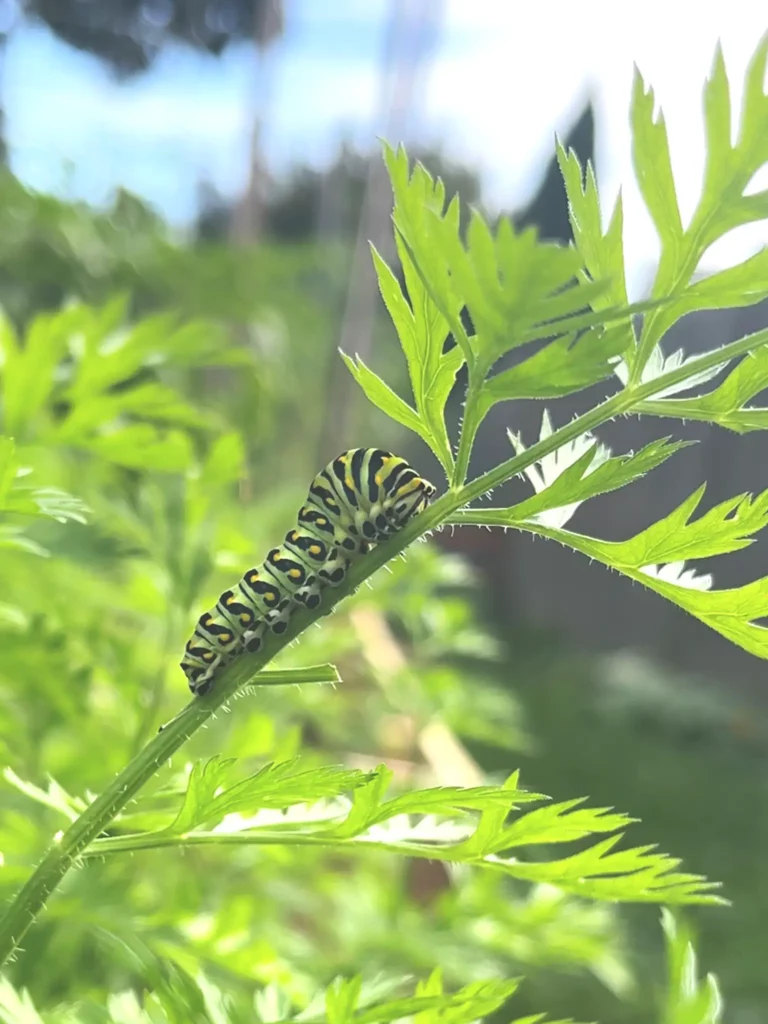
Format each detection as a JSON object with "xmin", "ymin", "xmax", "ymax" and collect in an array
[
  {"xmin": 242, "ymin": 619, "xmax": 268, "ymax": 653},
  {"xmin": 180, "ymin": 635, "xmax": 228, "ymax": 695}
]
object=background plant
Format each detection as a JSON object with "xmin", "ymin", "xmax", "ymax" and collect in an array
[{"xmin": 0, "ymin": 33, "xmax": 767, "ymax": 1024}]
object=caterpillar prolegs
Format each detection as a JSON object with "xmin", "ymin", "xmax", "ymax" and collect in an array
[{"xmin": 181, "ymin": 448, "xmax": 437, "ymax": 695}]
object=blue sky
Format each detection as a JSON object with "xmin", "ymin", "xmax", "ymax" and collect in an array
[{"xmin": 4, "ymin": 0, "xmax": 767, "ymax": 295}]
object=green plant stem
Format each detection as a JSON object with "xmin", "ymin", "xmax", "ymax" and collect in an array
[
  {"xmin": 79, "ymin": 831, "xmax": 721, "ymax": 905},
  {"xmin": 451, "ymin": 376, "xmax": 482, "ymax": 488},
  {"xmin": 0, "ymin": 322, "xmax": 764, "ymax": 966}
]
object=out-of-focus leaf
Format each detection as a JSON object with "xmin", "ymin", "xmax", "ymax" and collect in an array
[
  {"xmin": 0, "ymin": 974, "xmax": 46, "ymax": 1024},
  {"xmin": 0, "ymin": 306, "xmax": 74, "ymax": 437},
  {"xmin": 80, "ymin": 425, "xmax": 193, "ymax": 472},
  {"xmin": 200, "ymin": 432, "xmax": 246, "ymax": 488},
  {"xmin": 4, "ymin": 486, "xmax": 89, "ymax": 524},
  {"xmin": 0, "ymin": 524, "xmax": 48, "ymax": 556},
  {"xmin": 0, "ymin": 437, "xmax": 16, "ymax": 510},
  {"xmin": 301, "ymin": 974, "xmax": 520, "ymax": 1024},
  {"xmin": 2, "ymin": 768, "xmax": 86, "ymax": 822},
  {"xmin": 661, "ymin": 910, "xmax": 723, "ymax": 1023},
  {"xmin": 57, "ymin": 384, "xmax": 218, "ymax": 440}
]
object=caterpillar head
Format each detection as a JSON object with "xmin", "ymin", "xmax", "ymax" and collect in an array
[{"xmin": 387, "ymin": 474, "xmax": 437, "ymax": 527}]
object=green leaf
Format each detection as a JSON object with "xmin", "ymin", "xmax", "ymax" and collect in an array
[
  {"xmin": 340, "ymin": 352, "xmax": 433, "ymax": 450},
  {"xmin": 661, "ymin": 910, "xmax": 723, "ymax": 1023},
  {"xmin": 200, "ymin": 432, "xmax": 246, "ymax": 488},
  {"xmin": 383, "ymin": 143, "xmax": 472, "ymax": 363},
  {"xmin": 480, "ymin": 413, "xmax": 689, "ymax": 530},
  {"xmin": 491, "ymin": 799, "xmax": 635, "ymax": 852},
  {"xmin": 0, "ymin": 524, "xmax": 48, "ymax": 556},
  {"xmin": 327, "ymin": 767, "xmax": 542, "ymax": 842},
  {"xmin": 0, "ymin": 436, "xmax": 88, "ymax": 524},
  {"xmin": 68, "ymin": 309, "xmax": 237, "ymax": 400},
  {"xmin": 92, "ymin": 769, "xmax": 721, "ymax": 907},
  {"xmin": 557, "ymin": 140, "xmax": 629, "ymax": 310},
  {"xmin": 325, "ymin": 976, "xmax": 362, "ymax": 1024},
  {"xmin": 80, "ymin": 424, "xmax": 193, "ymax": 472},
  {"xmin": 489, "ymin": 835, "xmax": 719, "ymax": 904},
  {"xmin": 635, "ymin": 345, "xmax": 768, "ymax": 432},
  {"xmin": 4, "ymin": 486, "xmax": 89, "ymax": 524},
  {"xmin": 167, "ymin": 757, "xmax": 373, "ymax": 834},
  {"xmin": 57, "ymin": 383, "xmax": 217, "ymax": 441},
  {"xmin": 369, "ymin": 239, "xmax": 463, "ymax": 473},
  {"xmin": 0, "ymin": 436, "xmax": 15, "ymax": 510},
  {"xmin": 631, "ymin": 68, "xmax": 683, "ymax": 251},
  {"xmin": 2, "ymin": 768, "xmax": 85, "ymax": 823},
  {"xmin": 384, "ymin": 142, "xmax": 626, "ymax": 378},
  {"xmin": 0, "ymin": 974, "xmax": 46, "ymax": 1024},
  {"xmin": 700, "ymin": 44, "xmax": 732, "ymax": 215},
  {"xmin": 0, "ymin": 307, "xmax": 73, "ymax": 438},
  {"xmin": 632, "ymin": 36, "xmax": 768, "ymax": 377},
  {"xmin": 457, "ymin": 485, "xmax": 768, "ymax": 662},
  {"xmin": 684, "ymin": 247, "xmax": 768, "ymax": 309},
  {"xmin": 297, "ymin": 976, "xmax": 520, "ymax": 1024},
  {"xmin": 475, "ymin": 324, "xmax": 627, "ymax": 408}
]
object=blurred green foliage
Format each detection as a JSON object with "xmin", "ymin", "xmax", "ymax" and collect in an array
[
  {"xmin": 6, "ymin": 30, "xmax": 768, "ymax": 1022},
  {"xmin": 0, "ymin": 170, "xmax": 713, "ymax": 1022}
]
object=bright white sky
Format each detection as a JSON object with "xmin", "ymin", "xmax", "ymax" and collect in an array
[{"xmin": 5, "ymin": 0, "xmax": 767, "ymax": 296}]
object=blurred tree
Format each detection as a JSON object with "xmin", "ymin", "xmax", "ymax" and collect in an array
[
  {"xmin": 22, "ymin": 0, "xmax": 283, "ymax": 76},
  {"xmin": 196, "ymin": 143, "xmax": 484, "ymax": 244},
  {"xmin": 20, "ymin": 0, "xmax": 284, "ymax": 245}
]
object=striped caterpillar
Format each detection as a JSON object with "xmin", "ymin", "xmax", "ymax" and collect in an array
[{"xmin": 181, "ymin": 448, "xmax": 436, "ymax": 695}]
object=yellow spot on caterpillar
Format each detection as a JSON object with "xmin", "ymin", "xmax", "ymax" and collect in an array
[
  {"xmin": 226, "ymin": 594, "xmax": 237, "ymax": 605},
  {"xmin": 249, "ymin": 572, "xmax": 259, "ymax": 583},
  {"xmin": 290, "ymin": 530, "xmax": 299, "ymax": 541},
  {"xmin": 219, "ymin": 633, "xmax": 232, "ymax": 644},
  {"xmin": 203, "ymin": 652, "xmax": 215, "ymax": 662},
  {"xmin": 309, "ymin": 545, "xmax": 321, "ymax": 555},
  {"xmin": 317, "ymin": 517, "xmax": 327, "ymax": 526},
  {"xmin": 240, "ymin": 613, "xmax": 252, "ymax": 623},
  {"xmin": 288, "ymin": 568, "xmax": 301, "ymax": 579}
]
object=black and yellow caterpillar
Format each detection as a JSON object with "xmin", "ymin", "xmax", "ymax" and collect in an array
[{"xmin": 181, "ymin": 448, "xmax": 436, "ymax": 695}]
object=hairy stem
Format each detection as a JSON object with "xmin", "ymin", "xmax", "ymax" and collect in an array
[
  {"xmin": 0, "ymin": 323, "xmax": 763, "ymax": 965},
  {"xmin": 451, "ymin": 376, "xmax": 482, "ymax": 489}
]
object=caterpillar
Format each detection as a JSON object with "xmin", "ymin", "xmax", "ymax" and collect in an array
[{"xmin": 181, "ymin": 448, "xmax": 436, "ymax": 696}]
